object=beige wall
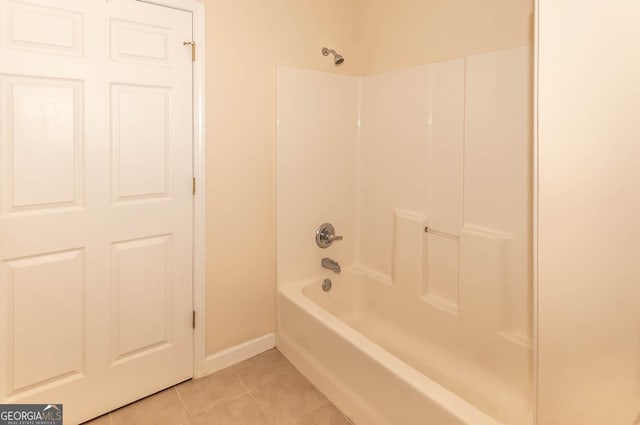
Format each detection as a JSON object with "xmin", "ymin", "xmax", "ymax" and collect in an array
[
  {"xmin": 538, "ymin": 1, "xmax": 640, "ymax": 424},
  {"xmin": 204, "ymin": 0, "xmax": 359, "ymax": 354},
  {"xmin": 355, "ymin": 0, "xmax": 533, "ymax": 75}
]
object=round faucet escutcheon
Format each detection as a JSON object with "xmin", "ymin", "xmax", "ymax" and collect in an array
[{"xmin": 316, "ymin": 223, "xmax": 344, "ymax": 248}]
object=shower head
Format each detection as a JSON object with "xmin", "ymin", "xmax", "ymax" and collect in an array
[{"xmin": 322, "ymin": 47, "xmax": 345, "ymax": 66}]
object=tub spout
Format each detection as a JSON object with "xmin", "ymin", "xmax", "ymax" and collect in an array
[{"xmin": 321, "ymin": 258, "xmax": 341, "ymax": 273}]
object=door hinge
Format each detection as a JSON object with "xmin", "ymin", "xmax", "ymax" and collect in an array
[
  {"xmin": 183, "ymin": 41, "xmax": 196, "ymax": 61},
  {"xmin": 192, "ymin": 177, "xmax": 196, "ymax": 195},
  {"xmin": 192, "ymin": 310, "xmax": 196, "ymax": 329}
]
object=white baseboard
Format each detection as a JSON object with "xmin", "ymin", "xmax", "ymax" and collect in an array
[{"xmin": 205, "ymin": 333, "xmax": 276, "ymax": 376}]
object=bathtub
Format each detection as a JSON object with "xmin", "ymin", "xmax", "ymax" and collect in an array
[{"xmin": 277, "ymin": 268, "xmax": 532, "ymax": 425}]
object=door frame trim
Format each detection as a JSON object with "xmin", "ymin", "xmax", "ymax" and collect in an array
[{"xmin": 137, "ymin": 0, "xmax": 207, "ymax": 378}]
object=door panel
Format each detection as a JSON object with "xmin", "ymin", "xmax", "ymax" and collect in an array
[
  {"xmin": 110, "ymin": 20, "xmax": 170, "ymax": 65},
  {"xmin": 7, "ymin": 248, "xmax": 84, "ymax": 393},
  {"xmin": 1, "ymin": 0, "xmax": 84, "ymax": 56},
  {"xmin": 111, "ymin": 84, "xmax": 170, "ymax": 201},
  {"xmin": 111, "ymin": 234, "xmax": 173, "ymax": 364},
  {"xmin": 0, "ymin": 0, "xmax": 194, "ymax": 423},
  {"xmin": 3, "ymin": 76, "xmax": 84, "ymax": 213}
]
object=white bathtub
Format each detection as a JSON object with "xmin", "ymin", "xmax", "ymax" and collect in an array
[{"xmin": 277, "ymin": 268, "xmax": 532, "ymax": 425}]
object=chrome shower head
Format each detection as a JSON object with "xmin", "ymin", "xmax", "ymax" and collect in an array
[{"xmin": 322, "ymin": 47, "xmax": 344, "ymax": 66}]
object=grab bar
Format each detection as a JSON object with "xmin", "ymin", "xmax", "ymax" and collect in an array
[{"xmin": 424, "ymin": 226, "xmax": 459, "ymax": 241}]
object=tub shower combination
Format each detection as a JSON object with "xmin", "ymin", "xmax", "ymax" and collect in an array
[{"xmin": 276, "ymin": 45, "xmax": 532, "ymax": 425}]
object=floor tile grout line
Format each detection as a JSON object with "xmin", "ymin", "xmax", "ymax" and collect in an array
[
  {"xmin": 233, "ymin": 369, "xmax": 272, "ymax": 397},
  {"xmin": 176, "ymin": 375, "xmax": 252, "ymax": 421},
  {"xmin": 248, "ymin": 392, "xmax": 273, "ymax": 424},
  {"xmin": 243, "ymin": 384, "xmax": 274, "ymax": 423},
  {"xmin": 228, "ymin": 390, "xmax": 251, "ymax": 403},
  {"xmin": 231, "ymin": 374, "xmax": 252, "ymax": 401},
  {"xmin": 236, "ymin": 374, "xmax": 252, "ymax": 393},
  {"xmin": 243, "ymin": 377, "xmax": 331, "ymax": 424},
  {"xmin": 173, "ymin": 385, "xmax": 192, "ymax": 419}
]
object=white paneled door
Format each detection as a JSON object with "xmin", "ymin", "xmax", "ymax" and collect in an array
[{"xmin": 0, "ymin": 0, "xmax": 194, "ymax": 423}]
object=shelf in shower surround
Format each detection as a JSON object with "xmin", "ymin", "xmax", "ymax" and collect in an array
[{"xmin": 424, "ymin": 226, "xmax": 459, "ymax": 241}]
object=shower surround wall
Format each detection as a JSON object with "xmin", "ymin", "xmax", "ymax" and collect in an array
[
  {"xmin": 359, "ymin": 47, "xmax": 532, "ymax": 336},
  {"xmin": 277, "ymin": 45, "xmax": 532, "ymax": 424},
  {"xmin": 276, "ymin": 70, "xmax": 359, "ymax": 286}
]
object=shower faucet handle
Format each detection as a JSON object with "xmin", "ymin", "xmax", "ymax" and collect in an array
[{"xmin": 316, "ymin": 223, "xmax": 343, "ymax": 248}]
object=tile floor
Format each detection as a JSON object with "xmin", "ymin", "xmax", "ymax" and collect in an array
[{"xmin": 82, "ymin": 349, "xmax": 352, "ymax": 425}]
